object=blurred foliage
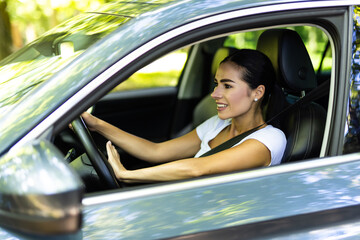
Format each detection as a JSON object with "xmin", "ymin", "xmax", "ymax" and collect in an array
[
  {"xmin": 0, "ymin": 1, "xmax": 12, "ymax": 59},
  {"xmin": 344, "ymin": 6, "xmax": 360, "ymax": 154},
  {"xmin": 0, "ymin": 5, "xmax": 134, "ymax": 111},
  {"xmin": 113, "ymin": 51, "xmax": 189, "ymax": 92},
  {"xmin": 114, "ymin": 71, "xmax": 180, "ymax": 91},
  {"xmin": 0, "ymin": 0, "xmax": 111, "ymax": 60}
]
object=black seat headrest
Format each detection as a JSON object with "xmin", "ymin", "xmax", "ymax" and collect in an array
[{"xmin": 257, "ymin": 29, "xmax": 316, "ymax": 92}]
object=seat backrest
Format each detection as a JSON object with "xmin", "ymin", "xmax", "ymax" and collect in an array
[{"xmin": 257, "ymin": 29, "xmax": 327, "ymax": 163}]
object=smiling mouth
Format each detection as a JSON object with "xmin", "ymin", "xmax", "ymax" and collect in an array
[{"xmin": 217, "ymin": 103, "xmax": 228, "ymax": 110}]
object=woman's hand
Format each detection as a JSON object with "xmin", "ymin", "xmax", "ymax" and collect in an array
[
  {"xmin": 106, "ymin": 141, "xmax": 127, "ymax": 180},
  {"xmin": 69, "ymin": 112, "xmax": 99, "ymax": 131},
  {"xmin": 81, "ymin": 112, "xmax": 99, "ymax": 131}
]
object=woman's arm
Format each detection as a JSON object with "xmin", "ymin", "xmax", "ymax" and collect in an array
[
  {"xmin": 82, "ymin": 112, "xmax": 201, "ymax": 163},
  {"xmin": 107, "ymin": 138, "xmax": 271, "ymax": 183}
]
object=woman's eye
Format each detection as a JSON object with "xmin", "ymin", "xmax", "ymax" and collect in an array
[{"xmin": 225, "ymin": 84, "xmax": 232, "ymax": 89}]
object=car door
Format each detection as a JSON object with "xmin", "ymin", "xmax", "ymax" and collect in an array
[
  {"xmin": 0, "ymin": 1, "xmax": 359, "ymax": 240},
  {"xmin": 80, "ymin": 2, "xmax": 359, "ymax": 239}
]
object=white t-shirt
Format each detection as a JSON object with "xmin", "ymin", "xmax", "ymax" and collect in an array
[{"xmin": 194, "ymin": 115, "xmax": 287, "ymax": 165}]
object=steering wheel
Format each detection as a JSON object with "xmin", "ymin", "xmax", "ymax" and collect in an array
[{"xmin": 71, "ymin": 116, "xmax": 119, "ymax": 189}]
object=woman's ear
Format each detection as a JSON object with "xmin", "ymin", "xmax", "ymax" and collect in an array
[{"xmin": 254, "ymin": 85, "xmax": 265, "ymax": 101}]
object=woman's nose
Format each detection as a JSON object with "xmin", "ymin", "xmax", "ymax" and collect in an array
[{"xmin": 211, "ymin": 87, "xmax": 221, "ymax": 99}]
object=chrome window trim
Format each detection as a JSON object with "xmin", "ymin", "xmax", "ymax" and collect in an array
[
  {"xmin": 320, "ymin": 38, "xmax": 336, "ymax": 157},
  {"xmin": 83, "ymin": 152, "xmax": 360, "ymax": 206},
  {"xmin": 17, "ymin": 1, "xmax": 360, "ymax": 151}
]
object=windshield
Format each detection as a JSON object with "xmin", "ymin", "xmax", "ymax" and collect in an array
[
  {"xmin": 0, "ymin": 0, "xmax": 181, "ymax": 156},
  {"xmin": 0, "ymin": 8, "xmax": 131, "ymax": 118}
]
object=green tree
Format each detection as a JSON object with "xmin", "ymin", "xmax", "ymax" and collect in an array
[
  {"xmin": 0, "ymin": 0, "xmax": 12, "ymax": 60},
  {"xmin": 0, "ymin": 0, "xmax": 110, "ymax": 60}
]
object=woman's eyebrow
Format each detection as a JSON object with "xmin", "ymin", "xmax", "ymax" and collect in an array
[{"xmin": 217, "ymin": 78, "xmax": 235, "ymax": 83}]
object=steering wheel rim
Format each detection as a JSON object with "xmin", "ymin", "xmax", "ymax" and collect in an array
[{"xmin": 71, "ymin": 116, "xmax": 119, "ymax": 189}]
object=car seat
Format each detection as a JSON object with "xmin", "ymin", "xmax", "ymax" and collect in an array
[{"xmin": 257, "ymin": 29, "xmax": 327, "ymax": 163}]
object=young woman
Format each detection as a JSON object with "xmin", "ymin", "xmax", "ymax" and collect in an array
[{"xmin": 82, "ymin": 49, "xmax": 287, "ymax": 183}]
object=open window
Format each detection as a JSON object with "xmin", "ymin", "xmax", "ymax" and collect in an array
[{"xmin": 54, "ymin": 23, "xmax": 333, "ymax": 193}]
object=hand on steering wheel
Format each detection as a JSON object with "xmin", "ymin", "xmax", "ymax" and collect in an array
[{"xmin": 71, "ymin": 116, "xmax": 120, "ymax": 189}]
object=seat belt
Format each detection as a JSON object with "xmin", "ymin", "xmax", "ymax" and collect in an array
[
  {"xmin": 266, "ymin": 79, "xmax": 329, "ymax": 125},
  {"xmin": 199, "ymin": 79, "xmax": 329, "ymax": 158},
  {"xmin": 199, "ymin": 124, "xmax": 264, "ymax": 157}
]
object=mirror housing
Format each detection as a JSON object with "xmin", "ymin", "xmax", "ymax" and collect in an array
[{"xmin": 0, "ymin": 140, "xmax": 84, "ymax": 235}]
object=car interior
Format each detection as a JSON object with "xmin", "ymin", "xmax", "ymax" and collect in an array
[{"xmin": 54, "ymin": 25, "xmax": 331, "ymax": 193}]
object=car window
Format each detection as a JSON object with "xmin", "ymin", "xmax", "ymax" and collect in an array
[
  {"xmin": 62, "ymin": 21, "xmax": 334, "ymax": 195},
  {"xmin": 224, "ymin": 26, "xmax": 331, "ymax": 74},
  {"xmin": 111, "ymin": 48, "xmax": 189, "ymax": 92},
  {"xmin": 318, "ymin": 43, "xmax": 332, "ymax": 75}
]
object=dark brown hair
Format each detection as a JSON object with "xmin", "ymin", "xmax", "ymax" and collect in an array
[{"xmin": 221, "ymin": 49, "xmax": 276, "ymax": 108}]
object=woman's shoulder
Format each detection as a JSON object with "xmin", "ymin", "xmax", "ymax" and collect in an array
[
  {"xmin": 262, "ymin": 125, "xmax": 285, "ymax": 135},
  {"xmin": 245, "ymin": 125, "xmax": 286, "ymax": 165},
  {"xmin": 247, "ymin": 125, "xmax": 286, "ymax": 144},
  {"xmin": 258, "ymin": 125, "xmax": 287, "ymax": 145}
]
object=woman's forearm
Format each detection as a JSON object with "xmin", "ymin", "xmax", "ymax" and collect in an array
[
  {"xmin": 107, "ymin": 138, "xmax": 271, "ymax": 184},
  {"xmin": 117, "ymin": 158, "xmax": 202, "ymax": 183},
  {"xmin": 91, "ymin": 115, "xmax": 201, "ymax": 164},
  {"xmin": 94, "ymin": 119, "xmax": 163, "ymax": 163}
]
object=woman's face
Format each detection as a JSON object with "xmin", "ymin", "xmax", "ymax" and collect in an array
[{"xmin": 211, "ymin": 61, "xmax": 256, "ymax": 120}]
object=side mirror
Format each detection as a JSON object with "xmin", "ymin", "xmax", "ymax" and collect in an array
[{"xmin": 0, "ymin": 140, "xmax": 84, "ymax": 235}]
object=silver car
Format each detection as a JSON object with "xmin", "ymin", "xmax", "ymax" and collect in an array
[{"xmin": 0, "ymin": 0, "xmax": 360, "ymax": 239}]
